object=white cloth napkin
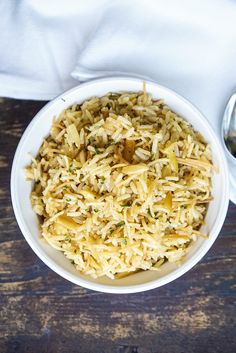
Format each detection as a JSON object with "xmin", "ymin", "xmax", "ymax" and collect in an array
[
  {"xmin": 0, "ymin": 0, "xmax": 236, "ymax": 202},
  {"xmin": 0, "ymin": 0, "xmax": 109, "ymax": 99}
]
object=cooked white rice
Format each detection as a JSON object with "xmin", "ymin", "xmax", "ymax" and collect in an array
[{"xmin": 26, "ymin": 89, "xmax": 213, "ymax": 279}]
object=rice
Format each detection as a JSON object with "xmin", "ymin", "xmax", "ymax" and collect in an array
[{"xmin": 26, "ymin": 89, "xmax": 213, "ymax": 279}]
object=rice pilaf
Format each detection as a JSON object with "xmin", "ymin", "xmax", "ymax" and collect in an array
[{"xmin": 26, "ymin": 89, "xmax": 213, "ymax": 279}]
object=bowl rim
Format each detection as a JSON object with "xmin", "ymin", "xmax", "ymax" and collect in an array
[{"xmin": 11, "ymin": 76, "xmax": 229, "ymax": 293}]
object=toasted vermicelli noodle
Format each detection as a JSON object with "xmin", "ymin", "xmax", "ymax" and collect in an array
[{"xmin": 26, "ymin": 89, "xmax": 213, "ymax": 279}]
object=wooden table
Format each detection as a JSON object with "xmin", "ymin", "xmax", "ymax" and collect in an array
[{"xmin": 0, "ymin": 98, "xmax": 235, "ymax": 353}]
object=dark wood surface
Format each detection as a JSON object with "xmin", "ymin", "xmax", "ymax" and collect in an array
[{"xmin": 0, "ymin": 98, "xmax": 235, "ymax": 353}]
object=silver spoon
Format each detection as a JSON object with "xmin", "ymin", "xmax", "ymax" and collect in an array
[
  {"xmin": 222, "ymin": 92, "xmax": 236, "ymax": 204},
  {"xmin": 222, "ymin": 92, "xmax": 236, "ymax": 163}
]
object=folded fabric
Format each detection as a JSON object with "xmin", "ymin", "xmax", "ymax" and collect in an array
[
  {"xmin": 0, "ymin": 0, "xmax": 109, "ymax": 99},
  {"xmin": 0, "ymin": 0, "xmax": 236, "ymax": 202}
]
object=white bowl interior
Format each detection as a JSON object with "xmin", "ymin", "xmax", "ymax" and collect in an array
[{"xmin": 11, "ymin": 78, "xmax": 229, "ymax": 293}]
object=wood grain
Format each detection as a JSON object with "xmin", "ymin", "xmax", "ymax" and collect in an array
[{"xmin": 0, "ymin": 98, "xmax": 235, "ymax": 353}]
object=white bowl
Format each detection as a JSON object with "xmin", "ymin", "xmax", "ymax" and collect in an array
[{"xmin": 11, "ymin": 77, "xmax": 229, "ymax": 293}]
